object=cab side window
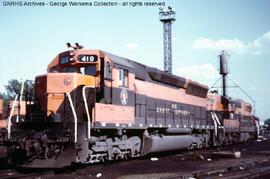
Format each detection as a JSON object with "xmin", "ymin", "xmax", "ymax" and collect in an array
[
  {"xmin": 105, "ymin": 62, "xmax": 111, "ymax": 80},
  {"xmin": 119, "ymin": 68, "xmax": 128, "ymax": 87}
]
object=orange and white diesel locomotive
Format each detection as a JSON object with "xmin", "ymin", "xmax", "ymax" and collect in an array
[
  {"xmin": 0, "ymin": 45, "xmax": 259, "ymax": 168},
  {"xmin": 207, "ymin": 93, "xmax": 259, "ymax": 145}
]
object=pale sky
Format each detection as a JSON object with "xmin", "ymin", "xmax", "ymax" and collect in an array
[{"xmin": 0, "ymin": 0, "xmax": 270, "ymax": 120}]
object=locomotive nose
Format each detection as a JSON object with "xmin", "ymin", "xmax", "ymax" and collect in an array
[{"xmin": 35, "ymin": 73, "xmax": 95, "ymax": 122}]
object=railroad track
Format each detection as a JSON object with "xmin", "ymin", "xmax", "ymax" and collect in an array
[
  {"xmin": 0, "ymin": 136, "xmax": 268, "ymax": 179},
  {"xmin": 0, "ymin": 169, "xmax": 53, "ymax": 179},
  {"xmin": 170, "ymin": 157, "xmax": 270, "ymax": 179}
]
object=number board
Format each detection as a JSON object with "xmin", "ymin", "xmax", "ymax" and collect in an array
[{"xmin": 78, "ymin": 55, "xmax": 98, "ymax": 62}]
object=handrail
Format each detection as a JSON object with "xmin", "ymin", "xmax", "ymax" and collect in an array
[
  {"xmin": 82, "ymin": 85, "xmax": 95, "ymax": 139},
  {"xmin": 65, "ymin": 92, "xmax": 78, "ymax": 143},
  {"xmin": 211, "ymin": 112, "xmax": 218, "ymax": 136},
  {"xmin": 17, "ymin": 79, "xmax": 25, "ymax": 122},
  {"xmin": 213, "ymin": 112, "xmax": 221, "ymax": 126},
  {"xmin": 7, "ymin": 94, "xmax": 19, "ymax": 139}
]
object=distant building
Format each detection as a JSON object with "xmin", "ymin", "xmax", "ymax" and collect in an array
[
  {"xmin": 0, "ymin": 100, "xmax": 28, "ymax": 128},
  {"xmin": 0, "ymin": 98, "xmax": 6, "ymax": 128},
  {"xmin": 0, "ymin": 98, "xmax": 3, "ymax": 119}
]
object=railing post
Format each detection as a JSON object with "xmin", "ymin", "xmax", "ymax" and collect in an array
[
  {"xmin": 17, "ymin": 79, "xmax": 25, "ymax": 123},
  {"xmin": 65, "ymin": 92, "xmax": 78, "ymax": 143},
  {"xmin": 82, "ymin": 86, "xmax": 95, "ymax": 140},
  {"xmin": 7, "ymin": 94, "xmax": 19, "ymax": 139}
]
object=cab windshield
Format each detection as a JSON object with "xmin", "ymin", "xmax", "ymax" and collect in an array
[
  {"xmin": 61, "ymin": 66, "xmax": 96, "ymax": 76},
  {"xmin": 62, "ymin": 67, "xmax": 76, "ymax": 73},
  {"xmin": 80, "ymin": 66, "xmax": 96, "ymax": 76}
]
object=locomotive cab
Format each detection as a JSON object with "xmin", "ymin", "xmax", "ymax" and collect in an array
[
  {"xmin": 35, "ymin": 49, "xmax": 101, "ymax": 123},
  {"xmin": 34, "ymin": 48, "xmax": 136, "ymax": 126}
]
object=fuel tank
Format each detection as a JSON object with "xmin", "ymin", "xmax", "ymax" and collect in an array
[{"xmin": 141, "ymin": 135, "xmax": 193, "ymax": 156}]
